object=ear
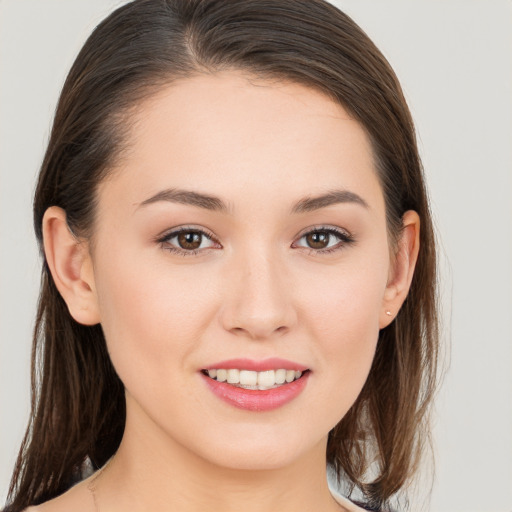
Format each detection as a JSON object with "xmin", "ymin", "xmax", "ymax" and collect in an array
[
  {"xmin": 379, "ymin": 210, "xmax": 420, "ymax": 329},
  {"xmin": 42, "ymin": 206, "xmax": 100, "ymax": 326}
]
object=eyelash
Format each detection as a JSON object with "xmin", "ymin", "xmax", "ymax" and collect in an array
[
  {"xmin": 156, "ymin": 225, "xmax": 355, "ymax": 257},
  {"xmin": 293, "ymin": 226, "xmax": 355, "ymax": 255},
  {"xmin": 156, "ymin": 226, "xmax": 220, "ymax": 257}
]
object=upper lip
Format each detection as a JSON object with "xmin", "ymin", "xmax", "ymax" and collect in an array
[{"xmin": 202, "ymin": 358, "xmax": 309, "ymax": 372}]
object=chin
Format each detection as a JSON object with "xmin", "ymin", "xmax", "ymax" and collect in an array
[
  {"xmin": 204, "ymin": 449, "xmax": 303, "ymax": 472},
  {"xmin": 189, "ymin": 428, "xmax": 325, "ymax": 472}
]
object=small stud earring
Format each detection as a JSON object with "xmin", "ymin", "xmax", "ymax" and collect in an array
[{"xmin": 385, "ymin": 310, "xmax": 392, "ymax": 316}]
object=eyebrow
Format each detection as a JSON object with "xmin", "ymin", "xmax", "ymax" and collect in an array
[
  {"xmin": 138, "ymin": 187, "xmax": 369, "ymax": 214},
  {"xmin": 139, "ymin": 188, "xmax": 230, "ymax": 213},
  {"xmin": 290, "ymin": 189, "xmax": 369, "ymax": 214}
]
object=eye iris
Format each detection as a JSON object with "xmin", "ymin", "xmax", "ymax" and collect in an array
[
  {"xmin": 306, "ymin": 231, "xmax": 329, "ymax": 249},
  {"xmin": 178, "ymin": 231, "xmax": 202, "ymax": 250}
]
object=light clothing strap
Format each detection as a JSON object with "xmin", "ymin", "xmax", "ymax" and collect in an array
[{"xmin": 330, "ymin": 488, "xmax": 368, "ymax": 512}]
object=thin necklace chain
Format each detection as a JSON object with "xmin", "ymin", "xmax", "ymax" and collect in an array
[
  {"xmin": 86, "ymin": 458, "xmax": 346, "ymax": 512},
  {"xmin": 87, "ymin": 458, "xmax": 112, "ymax": 512},
  {"xmin": 87, "ymin": 474, "xmax": 100, "ymax": 512}
]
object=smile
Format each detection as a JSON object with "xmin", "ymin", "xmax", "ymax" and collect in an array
[
  {"xmin": 201, "ymin": 368, "xmax": 304, "ymax": 390},
  {"xmin": 200, "ymin": 366, "xmax": 311, "ymax": 412}
]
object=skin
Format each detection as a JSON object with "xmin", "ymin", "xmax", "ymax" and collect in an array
[{"xmin": 35, "ymin": 71, "xmax": 419, "ymax": 512}]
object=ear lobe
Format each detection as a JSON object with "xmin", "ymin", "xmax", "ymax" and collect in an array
[
  {"xmin": 42, "ymin": 206, "xmax": 100, "ymax": 326},
  {"xmin": 379, "ymin": 210, "xmax": 420, "ymax": 329}
]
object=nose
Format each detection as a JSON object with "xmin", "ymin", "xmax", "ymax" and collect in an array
[{"xmin": 219, "ymin": 247, "xmax": 297, "ymax": 340}]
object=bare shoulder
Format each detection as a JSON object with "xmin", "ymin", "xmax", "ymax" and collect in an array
[{"xmin": 22, "ymin": 478, "xmax": 93, "ymax": 512}]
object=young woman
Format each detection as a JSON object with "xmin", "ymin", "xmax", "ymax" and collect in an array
[{"xmin": 4, "ymin": 1, "xmax": 439, "ymax": 511}]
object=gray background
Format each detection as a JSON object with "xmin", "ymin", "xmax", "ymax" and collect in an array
[{"xmin": 1, "ymin": 1, "xmax": 511, "ymax": 511}]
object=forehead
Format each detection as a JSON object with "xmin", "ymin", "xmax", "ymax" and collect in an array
[{"xmin": 103, "ymin": 71, "xmax": 384, "ymax": 215}]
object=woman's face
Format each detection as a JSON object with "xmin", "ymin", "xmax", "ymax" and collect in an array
[{"xmin": 87, "ymin": 71, "xmax": 397, "ymax": 470}]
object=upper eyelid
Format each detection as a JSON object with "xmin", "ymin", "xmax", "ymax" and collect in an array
[
  {"xmin": 156, "ymin": 224, "xmax": 354, "ymax": 253},
  {"xmin": 294, "ymin": 225, "xmax": 353, "ymax": 240},
  {"xmin": 157, "ymin": 224, "xmax": 350, "ymax": 239},
  {"xmin": 292, "ymin": 226, "xmax": 355, "ymax": 254},
  {"xmin": 156, "ymin": 225, "xmax": 218, "ymax": 243}
]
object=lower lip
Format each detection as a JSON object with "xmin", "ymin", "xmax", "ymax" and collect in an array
[{"xmin": 200, "ymin": 371, "xmax": 310, "ymax": 412}]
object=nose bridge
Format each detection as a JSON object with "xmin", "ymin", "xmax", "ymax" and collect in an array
[{"xmin": 220, "ymin": 241, "xmax": 296, "ymax": 339}]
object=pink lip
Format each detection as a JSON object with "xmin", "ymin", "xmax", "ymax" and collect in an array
[
  {"xmin": 200, "ymin": 370, "xmax": 311, "ymax": 412},
  {"xmin": 202, "ymin": 358, "xmax": 309, "ymax": 372}
]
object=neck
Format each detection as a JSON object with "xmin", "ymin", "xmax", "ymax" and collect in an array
[{"xmin": 95, "ymin": 402, "xmax": 342, "ymax": 512}]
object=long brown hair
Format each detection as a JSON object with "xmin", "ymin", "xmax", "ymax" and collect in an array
[{"xmin": 5, "ymin": 1, "xmax": 439, "ymax": 510}]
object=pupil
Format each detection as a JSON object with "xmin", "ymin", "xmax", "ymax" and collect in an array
[
  {"xmin": 307, "ymin": 232, "xmax": 329, "ymax": 249},
  {"xmin": 178, "ymin": 232, "xmax": 201, "ymax": 249}
]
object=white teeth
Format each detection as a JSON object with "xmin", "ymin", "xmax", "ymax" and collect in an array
[
  {"xmin": 258, "ymin": 370, "xmax": 275, "ymax": 388},
  {"xmin": 227, "ymin": 369, "xmax": 239, "ymax": 384},
  {"xmin": 205, "ymin": 368, "xmax": 306, "ymax": 388},
  {"xmin": 239, "ymin": 370, "xmax": 258, "ymax": 386},
  {"xmin": 275, "ymin": 369, "xmax": 286, "ymax": 384},
  {"xmin": 285, "ymin": 370, "xmax": 295, "ymax": 383}
]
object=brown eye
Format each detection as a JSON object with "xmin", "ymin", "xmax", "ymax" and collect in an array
[
  {"xmin": 293, "ymin": 227, "xmax": 354, "ymax": 253},
  {"xmin": 305, "ymin": 231, "xmax": 330, "ymax": 249},
  {"xmin": 159, "ymin": 228, "xmax": 218, "ymax": 255},
  {"xmin": 177, "ymin": 231, "xmax": 203, "ymax": 250}
]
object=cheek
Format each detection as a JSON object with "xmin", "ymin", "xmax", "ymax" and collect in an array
[
  {"xmin": 92, "ymin": 250, "xmax": 218, "ymax": 387},
  {"xmin": 299, "ymin": 246, "xmax": 389, "ymax": 338},
  {"xmin": 296, "ymin": 250, "xmax": 388, "ymax": 410}
]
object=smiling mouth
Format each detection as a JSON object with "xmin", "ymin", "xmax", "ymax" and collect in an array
[{"xmin": 201, "ymin": 368, "xmax": 309, "ymax": 391}]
